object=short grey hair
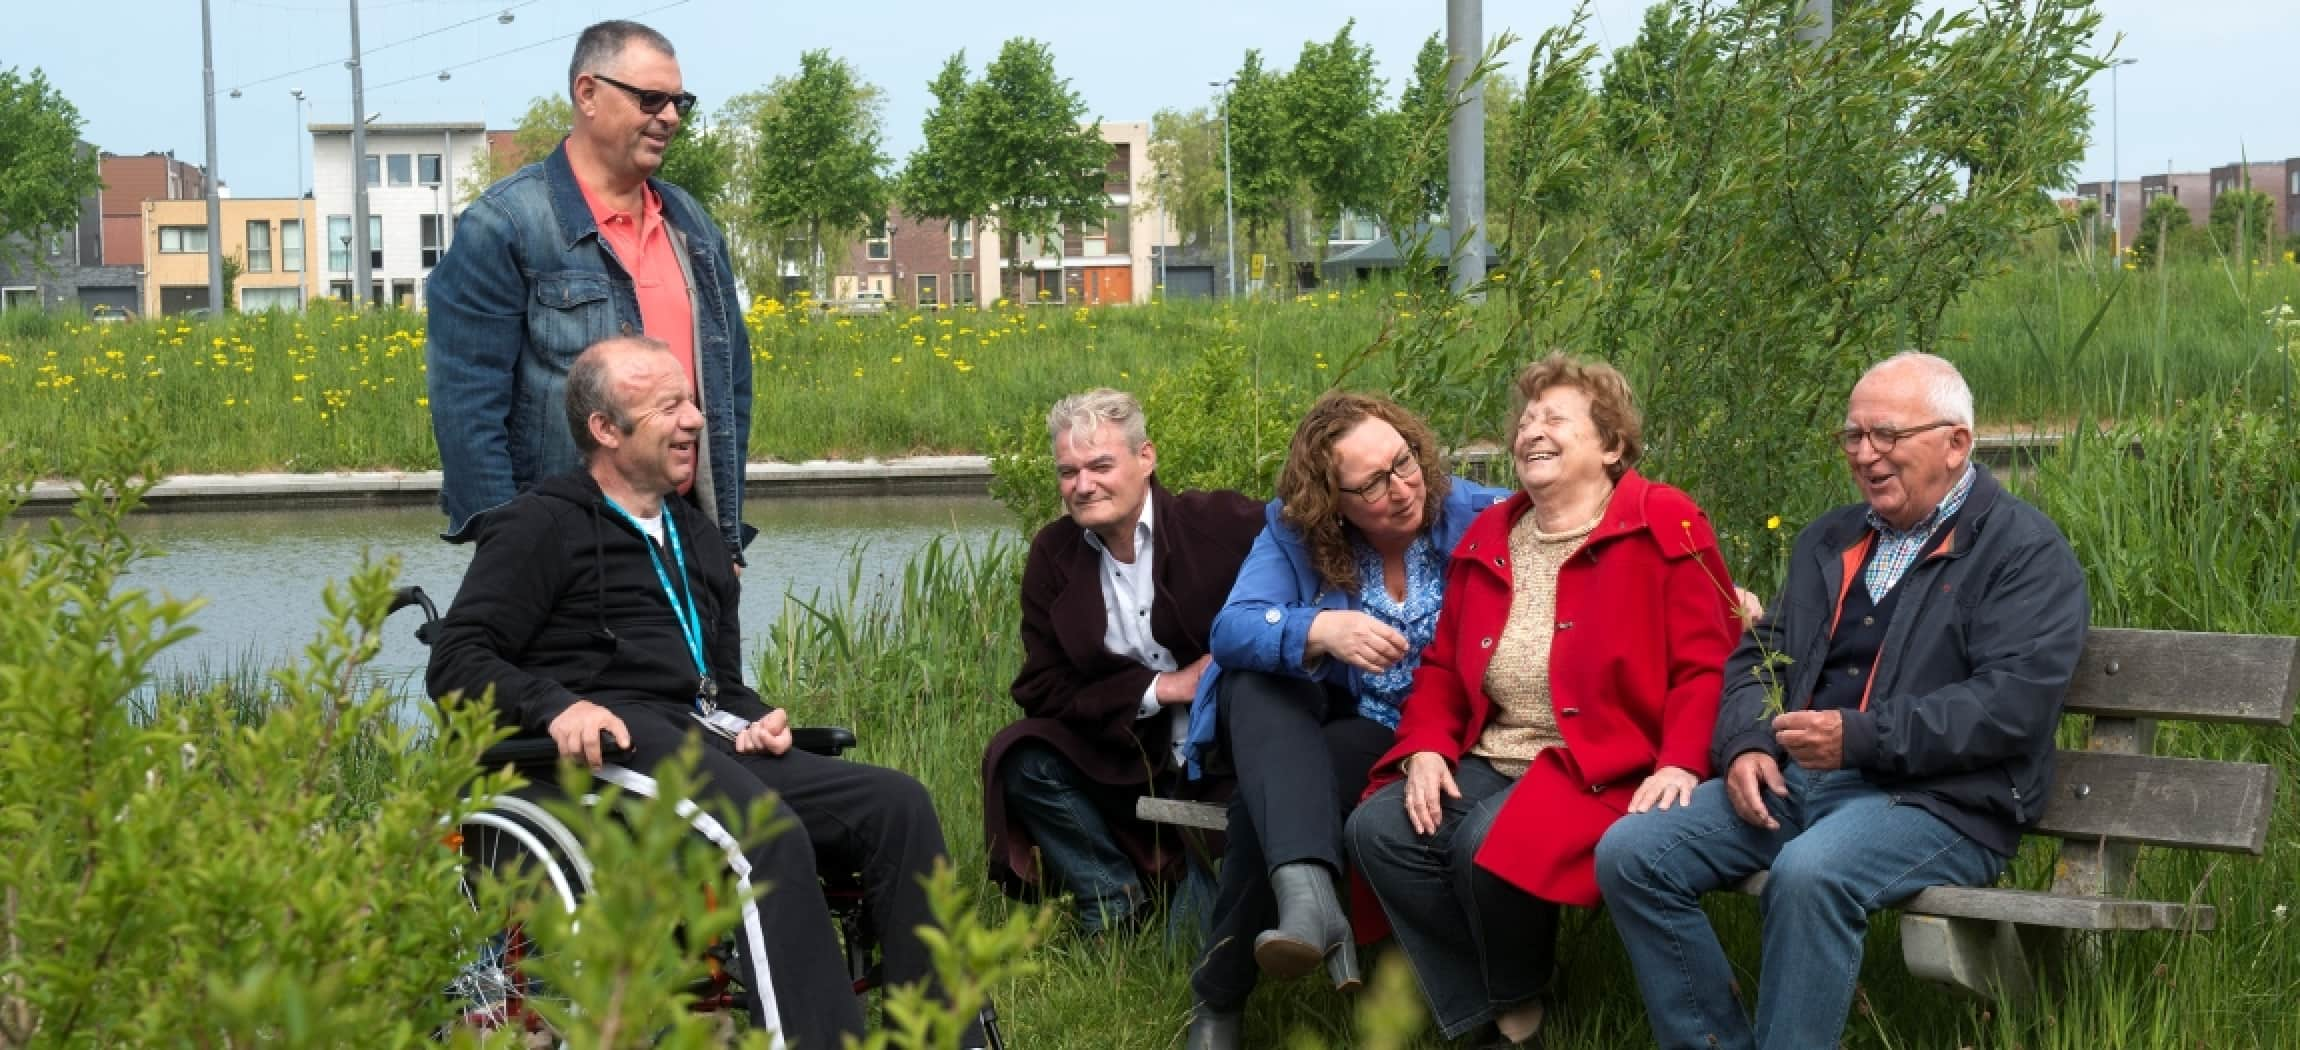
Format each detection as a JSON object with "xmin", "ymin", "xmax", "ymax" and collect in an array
[
  {"xmin": 1046, "ymin": 388, "xmax": 1148, "ymax": 453},
  {"xmin": 569, "ymin": 20, "xmax": 676, "ymax": 98},
  {"xmin": 1861, "ymin": 352, "xmax": 1974, "ymax": 428},
  {"xmin": 567, "ymin": 335, "xmax": 672, "ymax": 459}
]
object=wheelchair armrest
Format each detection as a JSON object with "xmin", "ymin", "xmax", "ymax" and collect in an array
[
  {"xmin": 792, "ymin": 726, "xmax": 857, "ymax": 757},
  {"xmin": 476, "ymin": 732, "xmax": 630, "ymax": 771}
]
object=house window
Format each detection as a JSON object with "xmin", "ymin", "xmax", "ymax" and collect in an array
[
  {"xmin": 421, "ymin": 214, "xmax": 446, "ymax": 268},
  {"xmin": 368, "ymin": 215, "xmax": 384, "ymax": 270},
  {"xmin": 364, "ymin": 154, "xmax": 382, "ymax": 187},
  {"xmin": 952, "ymin": 271, "xmax": 975, "ymax": 306},
  {"xmin": 245, "ymin": 221, "xmax": 272, "ymax": 273},
  {"xmin": 1081, "ymin": 214, "xmax": 1107, "ymax": 257},
  {"xmin": 391, "ymin": 279, "xmax": 416, "ymax": 307},
  {"xmin": 916, "ymin": 273, "xmax": 940, "ymax": 308},
  {"xmin": 282, "ymin": 219, "xmax": 304, "ymax": 272},
  {"xmin": 865, "ymin": 219, "xmax": 889, "ymax": 261},
  {"xmin": 949, "ymin": 219, "xmax": 973, "ymax": 259},
  {"xmin": 387, "ymin": 154, "xmax": 413, "ymax": 187},
  {"xmin": 158, "ymin": 226, "xmax": 208, "ymax": 253},
  {"xmin": 0, "ymin": 287, "xmax": 37, "ymax": 312},
  {"xmin": 1104, "ymin": 206, "xmax": 1129, "ymax": 253},
  {"xmin": 240, "ymin": 286, "xmax": 298, "ymax": 312},
  {"xmin": 2289, "ymin": 170, "xmax": 2300, "ymax": 196},
  {"xmin": 418, "ymin": 154, "xmax": 443, "ymax": 186},
  {"xmin": 329, "ymin": 280, "xmax": 354, "ymax": 302},
  {"xmin": 327, "ymin": 215, "xmax": 351, "ymax": 272}
]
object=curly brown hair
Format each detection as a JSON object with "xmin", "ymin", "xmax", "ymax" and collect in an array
[
  {"xmin": 1512, "ymin": 352, "xmax": 1642, "ymax": 481},
  {"xmin": 1276, "ymin": 391, "xmax": 1452, "ymax": 594}
]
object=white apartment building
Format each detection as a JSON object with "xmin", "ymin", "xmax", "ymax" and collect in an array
[{"xmin": 308, "ymin": 121, "xmax": 490, "ymax": 308}]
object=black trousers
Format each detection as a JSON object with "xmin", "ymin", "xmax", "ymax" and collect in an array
[
  {"xmin": 608, "ymin": 701, "xmax": 949, "ymax": 1048},
  {"xmin": 1192, "ymin": 670, "xmax": 1393, "ymax": 1010}
]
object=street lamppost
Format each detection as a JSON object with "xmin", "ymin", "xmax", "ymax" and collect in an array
[
  {"xmin": 1210, "ymin": 78, "xmax": 1236, "ymax": 300},
  {"xmin": 348, "ymin": 0, "xmax": 373, "ymax": 311},
  {"xmin": 1154, "ymin": 170, "xmax": 1170, "ymax": 300},
  {"xmin": 291, "ymin": 88, "xmax": 308, "ymax": 307},
  {"xmin": 2109, "ymin": 58, "xmax": 2138, "ymax": 255}
]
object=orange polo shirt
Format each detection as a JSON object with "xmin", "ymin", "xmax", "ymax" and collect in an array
[{"xmin": 577, "ymin": 177, "xmax": 697, "ymax": 390}]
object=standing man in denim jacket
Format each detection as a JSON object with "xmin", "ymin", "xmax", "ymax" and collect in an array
[{"xmin": 427, "ymin": 20, "xmax": 755, "ymax": 559}]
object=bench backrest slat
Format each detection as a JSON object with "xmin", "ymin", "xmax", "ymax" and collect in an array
[
  {"xmin": 2033, "ymin": 750, "xmax": 2278, "ymax": 855},
  {"xmin": 2062, "ymin": 628, "xmax": 2300, "ymax": 726}
]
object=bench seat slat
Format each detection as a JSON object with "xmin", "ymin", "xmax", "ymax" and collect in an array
[
  {"xmin": 2063, "ymin": 628, "xmax": 2300, "ymax": 726},
  {"xmin": 1736, "ymin": 873, "xmax": 2211, "ymax": 931},
  {"xmin": 1136, "ymin": 797, "xmax": 1228, "ymax": 832},
  {"xmin": 2033, "ymin": 750, "xmax": 2276, "ymax": 854}
]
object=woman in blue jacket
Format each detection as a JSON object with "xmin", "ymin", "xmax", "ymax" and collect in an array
[{"xmin": 1182, "ymin": 391, "xmax": 1511, "ymax": 1049}]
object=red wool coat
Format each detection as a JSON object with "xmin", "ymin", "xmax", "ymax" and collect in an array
[{"xmin": 1364, "ymin": 470, "xmax": 1742, "ymax": 908}]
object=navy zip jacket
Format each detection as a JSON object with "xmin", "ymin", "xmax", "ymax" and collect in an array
[
  {"xmin": 1713, "ymin": 465, "xmax": 2089, "ymax": 855},
  {"xmin": 426, "ymin": 470, "xmax": 773, "ymax": 737}
]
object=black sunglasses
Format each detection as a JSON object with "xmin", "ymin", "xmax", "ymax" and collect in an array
[{"xmin": 590, "ymin": 73, "xmax": 698, "ymax": 117}]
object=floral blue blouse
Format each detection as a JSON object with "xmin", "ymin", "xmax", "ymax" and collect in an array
[{"xmin": 1351, "ymin": 532, "xmax": 1448, "ymax": 728}]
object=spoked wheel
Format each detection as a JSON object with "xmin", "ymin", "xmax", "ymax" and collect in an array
[{"xmin": 442, "ymin": 804, "xmax": 588, "ymax": 1046}]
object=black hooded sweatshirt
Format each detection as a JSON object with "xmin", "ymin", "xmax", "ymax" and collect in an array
[{"xmin": 427, "ymin": 470, "xmax": 773, "ymax": 735}]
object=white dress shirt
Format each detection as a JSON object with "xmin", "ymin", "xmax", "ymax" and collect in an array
[{"xmin": 1081, "ymin": 498, "xmax": 1189, "ymax": 766}]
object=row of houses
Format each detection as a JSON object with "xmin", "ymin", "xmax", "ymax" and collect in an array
[
  {"xmin": 0, "ymin": 119, "xmax": 1214, "ymax": 318},
  {"xmin": 2072, "ymin": 158, "xmax": 2300, "ymax": 249}
]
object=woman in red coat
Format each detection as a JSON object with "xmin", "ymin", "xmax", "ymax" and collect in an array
[{"xmin": 1345, "ymin": 354, "xmax": 1743, "ymax": 1046}]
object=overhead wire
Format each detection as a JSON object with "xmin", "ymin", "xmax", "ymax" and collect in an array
[
  {"xmin": 366, "ymin": 0, "xmax": 694, "ymax": 92},
  {"xmin": 223, "ymin": 0, "xmax": 546, "ymax": 94}
]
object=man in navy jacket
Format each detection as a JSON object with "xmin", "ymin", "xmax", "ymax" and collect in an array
[{"xmin": 1595, "ymin": 353, "xmax": 2089, "ymax": 1050}]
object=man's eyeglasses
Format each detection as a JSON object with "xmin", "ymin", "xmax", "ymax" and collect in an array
[
  {"xmin": 1338, "ymin": 447, "xmax": 1424, "ymax": 504},
  {"xmin": 591, "ymin": 73, "xmax": 698, "ymax": 118},
  {"xmin": 1835, "ymin": 420, "xmax": 1958, "ymax": 454}
]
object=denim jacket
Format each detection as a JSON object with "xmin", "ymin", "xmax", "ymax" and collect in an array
[
  {"xmin": 425, "ymin": 142, "xmax": 755, "ymax": 556},
  {"xmin": 1181, "ymin": 476, "xmax": 1513, "ymax": 778}
]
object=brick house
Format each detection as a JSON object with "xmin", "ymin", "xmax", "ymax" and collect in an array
[{"xmin": 831, "ymin": 121, "xmax": 1170, "ymax": 307}]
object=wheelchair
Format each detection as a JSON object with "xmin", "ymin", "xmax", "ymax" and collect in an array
[{"xmin": 392, "ymin": 587, "xmax": 1004, "ymax": 1048}]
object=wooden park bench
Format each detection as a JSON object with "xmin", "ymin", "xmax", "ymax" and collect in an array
[{"xmin": 1138, "ymin": 627, "xmax": 2298, "ymax": 1004}]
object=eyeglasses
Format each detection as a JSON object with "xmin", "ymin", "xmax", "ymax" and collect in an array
[
  {"xmin": 590, "ymin": 73, "xmax": 698, "ymax": 118},
  {"xmin": 1338, "ymin": 447, "xmax": 1423, "ymax": 504},
  {"xmin": 1835, "ymin": 420, "xmax": 1958, "ymax": 454}
]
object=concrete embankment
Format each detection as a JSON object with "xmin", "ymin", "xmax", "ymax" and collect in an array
[{"xmin": 15, "ymin": 436, "xmax": 2064, "ymax": 514}]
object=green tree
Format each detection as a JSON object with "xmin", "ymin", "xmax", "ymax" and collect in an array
[
  {"xmin": 902, "ymin": 40, "xmax": 1109, "ymax": 302},
  {"xmin": 1599, "ymin": 3, "xmax": 1696, "ymax": 156},
  {"xmin": 1390, "ymin": 34, "xmax": 1453, "ymax": 226},
  {"xmin": 1146, "ymin": 106, "xmax": 1224, "ymax": 255},
  {"xmin": 1389, "ymin": 0, "xmax": 2102, "ymax": 578},
  {"xmin": 2209, "ymin": 187, "xmax": 2273, "ymax": 261},
  {"xmin": 1223, "ymin": 50, "xmax": 1293, "ymax": 253},
  {"xmin": 2132, "ymin": 192, "xmax": 2192, "ymax": 262},
  {"xmin": 749, "ymin": 50, "xmax": 890, "ymax": 298},
  {"xmin": 1285, "ymin": 20, "xmax": 1387, "ymax": 262},
  {"xmin": 0, "ymin": 68, "xmax": 102, "ymax": 275},
  {"xmin": 896, "ymin": 55, "xmax": 989, "ymax": 256}
]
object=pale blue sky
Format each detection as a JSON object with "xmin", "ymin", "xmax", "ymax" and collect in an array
[{"xmin": 7, "ymin": 0, "xmax": 2291, "ymax": 200}]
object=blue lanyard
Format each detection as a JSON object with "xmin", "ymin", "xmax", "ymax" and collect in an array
[{"xmin": 600, "ymin": 496, "xmax": 715, "ymax": 709}]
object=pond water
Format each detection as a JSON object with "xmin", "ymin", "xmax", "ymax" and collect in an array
[{"xmin": 114, "ymin": 497, "xmax": 1012, "ymax": 697}]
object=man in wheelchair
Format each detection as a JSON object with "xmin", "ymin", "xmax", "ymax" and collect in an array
[{"xmin": 427, "ymin": 335, "xmax": 981, "ymax": 1047}]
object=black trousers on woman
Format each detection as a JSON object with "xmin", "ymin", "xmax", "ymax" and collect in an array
[{"xmin": 1191, "ymin": 669, "xmax": 1394, "ymax": 1011}]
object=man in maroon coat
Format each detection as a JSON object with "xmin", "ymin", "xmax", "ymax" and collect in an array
[{"xmin": 984, "ymin": 388, "xmax": 1264, "ymax": 934}]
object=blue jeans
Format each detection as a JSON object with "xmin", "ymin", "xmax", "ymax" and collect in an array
[
  {"xmin": 1593, "ymin": 765, "xmax": 2004, "ymax": 1050},
  {"xmin": 1347, "ymin": 757, "xmax": 1557, "ymax": 1039},
  {"xmin": 1001, "ymin": 743, "xmax": 1144, "ymax": 934}
]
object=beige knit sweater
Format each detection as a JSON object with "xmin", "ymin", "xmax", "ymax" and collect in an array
[{"xmin": 1472, "ymin": 508, "xmax": 1601, "ymax": 777}]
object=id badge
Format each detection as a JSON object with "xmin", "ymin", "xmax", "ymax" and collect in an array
[{"xmin": 692, "ymin": 708, "xmax": 752, "ymax": 742}]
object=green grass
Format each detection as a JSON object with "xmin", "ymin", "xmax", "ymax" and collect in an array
[{"xmin": 7, "ymin": 258, "xmax": 2296, "ymax": 478}]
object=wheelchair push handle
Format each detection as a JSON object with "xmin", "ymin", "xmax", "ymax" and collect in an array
[{"xmin": 389, "ymin": 586, "xmax": 442, "ymax": 646}]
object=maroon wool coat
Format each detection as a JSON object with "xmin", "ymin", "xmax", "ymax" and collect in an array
[
  {"xmin": 1364, "ymin": 470, "xmax": 1742, "ymax": 908},
  {"xmin": 983, "ymin": 482, "xmax": 1265, "ymax": 895}
]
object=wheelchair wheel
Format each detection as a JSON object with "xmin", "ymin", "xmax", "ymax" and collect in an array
[{"xmin": 442, "ymin": 795, "xmax": 592, "ymax": 1045}]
